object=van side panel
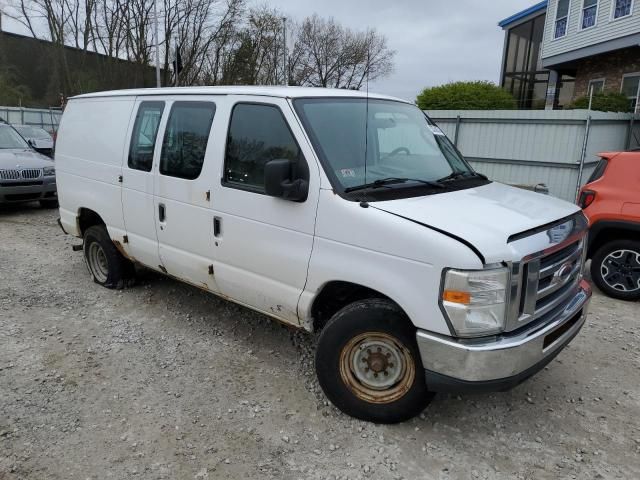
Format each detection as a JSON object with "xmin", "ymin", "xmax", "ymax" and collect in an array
[{"xmin": 56, "ymin": 97, "xmax": 136, "ymax": 237}]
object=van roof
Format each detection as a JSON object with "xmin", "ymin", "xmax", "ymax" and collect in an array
[{"xmin": 70, "ymin": 85, "xmax": 409, "ymax": 103}]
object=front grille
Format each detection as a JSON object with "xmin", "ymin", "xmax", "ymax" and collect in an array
[
  {"xmin": 0, "ymin": 170, "xmax": 19, "ymax": 180},
  {"xmin": 0, "ymin": 169, "xmax": 43, "ymax": 180},
  {"xmin": 21, "ymin": 169, "xmax": 42, "ymax": 179},
  {"xmin": 515, "ymin": 239, "xmax": 584, "ymax": 328},
  {"xmin": 507, "ymin": 214, "xmax": 588, "ymax": 332}
]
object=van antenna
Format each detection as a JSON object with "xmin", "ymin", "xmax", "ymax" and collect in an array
[{"xmin": 363, "ymin": 47, "xmax": 370, "ymax": 186}]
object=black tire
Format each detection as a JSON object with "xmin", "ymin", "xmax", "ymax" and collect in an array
[
  {"xmin": 83, "ymin": 225, "xmax": 135, "ymax": 289},
  {"xmin": 591, "ymin": 239, "xmax": 640, "ymax": 301},
  {"xmin": 315, "ymin": 298, "xmax": 433, "ymax": 423},
  {"xmin": 39, "ymin": 199, "xmax": 59, "ymax": 208}
]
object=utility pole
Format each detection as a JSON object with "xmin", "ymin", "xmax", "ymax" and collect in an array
[
  {"xmin": 153, "ymin": 0, "xmax": 161, "ymax": 88},
  {"xmin": 174, "ymin": 37, "xmax": 178, "ymax": 87},
  {"xmin": 282, "ymin": 17, "xmax": 287, "ymax": 86}
]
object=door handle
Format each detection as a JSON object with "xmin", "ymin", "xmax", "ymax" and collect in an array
[
  {"xmin": 213, "ymin": 216, "xmax": 222, "ymax": 237},
  {"xmin": 158, "ymin": 203, "xmax": 166, "ymax": 222}
]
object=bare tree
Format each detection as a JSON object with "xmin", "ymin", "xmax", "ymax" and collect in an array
[
  {"xmin": 164, "ymin": 0, "xmax": 244, "ymax": 86},
  {"xmin": 220, "ymin": 7, "xmax": 284, "ymax": 85},
  {"xmin": 290, "ymin": 14, "xmax": 394, "ymax": 89}
]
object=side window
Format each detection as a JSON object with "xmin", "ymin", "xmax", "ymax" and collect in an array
[
  {"xmin": 160, "ymin": 101, "xmax": 216, "ymax": 180},
  {"xmin": 224, "ymin": 103, "xmax": 305, "ymax": 191},
  {"xmin": 554, "ymin": 0, "xmax": 570, "ymax": 38},
  {"xmin": 128, "ymin": 101, "xmax": 164, "ymax": 172}
]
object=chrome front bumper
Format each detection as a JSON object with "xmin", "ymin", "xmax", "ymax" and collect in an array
[{"xmin": 417, "ymin": 280, "xmax": 591, "ymax": 391}]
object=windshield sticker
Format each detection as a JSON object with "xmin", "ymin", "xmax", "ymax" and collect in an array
[
  {"xmin": 340, "ymin": 169, "xmax": 356, "ymax": 178},
  {"xmin": 428, "ymin": 125, "xmax": 445, "ymax": 136}
]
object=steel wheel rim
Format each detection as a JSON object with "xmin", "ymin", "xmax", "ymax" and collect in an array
[
  {"xmin": 339, "ymin": 332, "xmax": 415, "ymax": 404},
  {"xmin": 601, "ymin": 249, "xmax": 640, "ymax": 292},
  {"xmin": 87, "ymin": 242, "xmax": 108, "ymax": 283}
]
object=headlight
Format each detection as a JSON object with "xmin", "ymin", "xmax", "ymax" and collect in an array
[
  {"xmin": 441, "ymin": 267, "xmax": 509, "ymax": 337},
  {"xmin": 43, "ymin": 166, "xmax": 55, "ymax": 176}
]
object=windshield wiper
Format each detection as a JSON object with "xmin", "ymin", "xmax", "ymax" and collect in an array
[
  {"xmin": 344, "ymin": 177, "xmax": 445, "ymax": 193},
  {"xmin": 436, "ymin": 171, "xmax": 487, "ymax": 183}
]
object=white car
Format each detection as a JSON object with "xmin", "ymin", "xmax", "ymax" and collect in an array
[
  {"xmin": 55, "ymin": 86, "xmax": 591, "ymax": 423},
  {"xmin": 13, "ymin": 125, "xmax": 55, "ymax": 157}
]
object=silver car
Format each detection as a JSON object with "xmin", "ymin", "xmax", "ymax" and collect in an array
[
  {"xmin": 0, "ymin": 122, "xmax": 57, "ymax": 207},
  {"xmin": 13, "ymin": 125, "xmax": 55, "ymax": 157}
]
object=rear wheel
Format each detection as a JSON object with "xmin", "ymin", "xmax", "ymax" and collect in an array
[
  {"xmin": 315, "ymin": 298, "xmax": 433, "ymax": 423},
  {"xmin": 83, "ymin": 225, "xmax": 135, "ymax": 289},
  {"xmin": 591, "ymin": 239, "xmax": 640, "ymax": 301}
]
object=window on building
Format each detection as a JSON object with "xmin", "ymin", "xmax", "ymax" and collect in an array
[
  {"xmin": 160, "ymin": 102, "xmax": 216, "ymax": 180},
  {"xmin": 224, "ymin": 103, "xmax": 304, "ymax": 192},
  {"xmin": 613, "ymin": 0, "xmax": 633, "ymax": 18},
  {"xmin": 501, "ymin": 15, "xmax": 549, "ymax": 109},
  {"xmin": 128, "ymin": 101, "xmax": 165, "ymax": 172},
  {"xmin": 588, "ymin": 78, "xmax": 605, "ymax": 95},
  {"xmin": 581, "ymin": 0, "xmax": 599, "ymax": 29},
  {"xmin": 555, "ymin": 0, "xmax": 571, "ymax": 38},
  {"xmin": 621, "ymin": 74, "xmax": 640, "ymax": 112}
]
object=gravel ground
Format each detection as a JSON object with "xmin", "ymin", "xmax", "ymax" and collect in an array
[{"xmin": 1, "ymin": 205, "xmax": 639, "ymax": 480}]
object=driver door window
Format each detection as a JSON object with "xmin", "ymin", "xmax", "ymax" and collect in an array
[{"xmin": 223, "ymin": 103, "xmax": 305, "ymax": 193}]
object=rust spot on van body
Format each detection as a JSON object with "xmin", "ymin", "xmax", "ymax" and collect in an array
[{"xmin": 113, "ymin": 241, "xmax": 136, "ymax": 263}]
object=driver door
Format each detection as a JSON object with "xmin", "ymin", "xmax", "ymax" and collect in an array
[{"xmin": 208, "ymin": 96, "xmax": 320, "ymax": 325}]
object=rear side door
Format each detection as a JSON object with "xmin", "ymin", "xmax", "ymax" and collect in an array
[
  {"xmin": 121, "ymin": 100, "xmax": 166, "ymax": 269},
  {"xmin": 209, "ymin": 96, "xmax": 320, "ymax": 325},
  {"xmin": 153, "ymin": 98, "xmax": 220, "ymax": 291}
]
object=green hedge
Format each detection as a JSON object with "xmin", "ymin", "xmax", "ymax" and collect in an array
[
  {"xmin": 416, "ymin": 81, "xmax": 517, "ymax": 110},
  {"xmin": 570, "ymin": 92, "xmax": 631, "ymax": 112}
]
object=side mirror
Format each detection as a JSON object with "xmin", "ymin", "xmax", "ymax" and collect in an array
[
  {"xmin": 264, "ymin": 159, "xmax": 308, "ymax": 202},
  {"xmin": 27, "ymin": 139, "xmax": 35, "ymax": 148}
]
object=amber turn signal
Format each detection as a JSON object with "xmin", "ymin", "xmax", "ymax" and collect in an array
[{"xmin": 442, "ymin": 290, "xmax": 471, "ymax": 304}]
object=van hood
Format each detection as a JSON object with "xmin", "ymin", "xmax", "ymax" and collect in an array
[
  {"xmin": 0, "ymin": 149, "xmax": 53, "ymax": 169},
  {"xmin": 372, "ymin": 182, "xmax": 581, "ymax": 264}
]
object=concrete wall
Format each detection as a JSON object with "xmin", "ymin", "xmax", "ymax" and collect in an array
[{"xmin": 426, "ymin": 109, "xmax": 639, "ymax": 202}]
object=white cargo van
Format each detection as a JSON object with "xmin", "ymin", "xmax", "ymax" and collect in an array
[{"xmin": 56, "ymin": 86, "xmax": 591, "ymax": 423}]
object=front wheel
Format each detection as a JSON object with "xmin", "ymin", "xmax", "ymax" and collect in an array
[
  {"xmin": 315, "ymin": 298, "xmax": 433, "ymax": 423},
  {"xmin": 591, "ymin": 239, "xmax": 640, "ymax": 301}
]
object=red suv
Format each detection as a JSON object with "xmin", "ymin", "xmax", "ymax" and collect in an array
[{"xmin": 579, "ymin": 151, "xmax": 640, "ymax": 300}]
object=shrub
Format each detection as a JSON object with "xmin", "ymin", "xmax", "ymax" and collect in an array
[
  {"xmin": 416, "ymin": 81, "xmax": 517, "ymax": 110},
  {"xmin": 570, "ymin": 92, "xmax": 631, "ymax": 112}
]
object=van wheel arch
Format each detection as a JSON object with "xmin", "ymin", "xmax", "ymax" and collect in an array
[
  {"xmin": 311, "ymin": 281, "xmax": 412, "ymax": 332},
  {"xmin": 77, "ymin": 208, "xmax": 106, "ymax": 237}
]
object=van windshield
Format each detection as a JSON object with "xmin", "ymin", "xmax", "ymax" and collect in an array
[{"xmin": 293, "ymin": 98, "xmax": 485, "ymax": 198}]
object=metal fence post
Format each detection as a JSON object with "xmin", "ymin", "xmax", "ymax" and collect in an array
[
  {"xmin": 454, "ymin": 115, "xmax": 461, "ymax": 147},
  {"xmin": 575, "ymin": 114, "xmax": 592, "ymax": 202},
  {"xmin": 626, "ymin": 116, "xmax": 635, "ymax": 150}
]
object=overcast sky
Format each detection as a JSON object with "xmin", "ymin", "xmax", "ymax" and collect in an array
[{"xmin": 1, "ymin": 0, "xmax": 538, "ymax": 101}]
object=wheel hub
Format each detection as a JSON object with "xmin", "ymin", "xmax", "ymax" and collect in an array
[
  {"xmin": 339, "ymin": 332, "xmax": 415, "ymax": 404},
  {"xmin": 601, "ymin": 249, "xmax": 640, "ymax": 292}
]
